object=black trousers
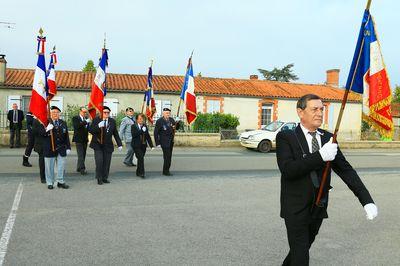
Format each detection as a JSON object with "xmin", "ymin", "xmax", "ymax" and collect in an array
[
  {"xmin": 133, "ymin": 145, "xmax": 147, "ymax": 176},
  {"xmin": 162, "ymin": 145, "xmax": 173, "ymax": 174},
  {"xmin": 24, "ymin": 132, "xmax": 35, "ymax": 157},
  {"xmin": 282, "ymin": 218, "xmax": 323, "ymax": 266},
  {"xmin": 94, "ymin": 148, "xmax": 112, "ymax": 181},
  {"xmin": 10, "ymin": 124, "xmax": 21, "ymax": 147},
  {"xmin": 76, "ymin": 142, "xmax": 88, "ymax": 171},
  {"xmin": 38, "ymin": 152, "xmax": 45, "ymax": 182}
]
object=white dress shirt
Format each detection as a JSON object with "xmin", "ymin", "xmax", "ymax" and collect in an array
[{"xmin": 299, "ymin": 123, "xmax": 323, "ymax": 153}]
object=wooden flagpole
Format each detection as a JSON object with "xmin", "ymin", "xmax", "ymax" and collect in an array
[
  {"xmin": 176, "ymin": 50, "xmax": 194, "ymax": 118},
  {"xmin": 100, "ymin": 33, "xmax": 106, "ymax": 145},
  {"xmin": 39, "ymin": 28, "xmax": 55, "ymax": 152},
  {"xmin": 315, "ymin": 0, "xmax": 372, "ymax": 206}
]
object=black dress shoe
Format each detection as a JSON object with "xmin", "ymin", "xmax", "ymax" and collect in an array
[
  {"xmin": 80, "ymin": 169, "xmax": 87, "ymax": 175},
  {"xmin": 139, "ymin": 174, "xmax": 145, "ymax": 179},
  {"xmin": 97, "ymin": 180, "xmax": 103, "ymax": 185},
  {"xmin": 57, "ymin": 183, "xmax": 69, "ymax": 189},
  {"xmin": 10, "ymin": 145, "xmax": 14, "ymax": 149},
  {"xmin": 102, "ymin": 179, "xmax": 110, "ymax": 184},
  {"xmin": 163, "ymin": 172, "xmax": 173, "ymax": 176},
  {"xmin": 123, "ymin": 162, "xmax": 133, "ymax": 167},
  {"xmin": 41, "ymin": 179, "xmax": 46, "ymax": 184},
  {"xmin": 48, "ymin": 185, "xmax": 54, "ymax": 190},
  {"xmin": 22, "ymin": 156, "xmax": 32, "ymax": 167}
]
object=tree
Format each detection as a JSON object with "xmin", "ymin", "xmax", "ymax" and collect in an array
[
  {"xmin": 82, "ymin": 60, "xmax": 96, "ymax": 72},
  {"xmin": 393, "ymin": 85, "xmax": 400, "ymax": 103},
  {"xmin": 258, "ymin": 63, "xmax": 299, "ymax": 82}
]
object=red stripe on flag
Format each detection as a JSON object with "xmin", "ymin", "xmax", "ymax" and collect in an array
[{"xmin": 29, "ymin": 90, "xmax": 48, "ymax": 126}]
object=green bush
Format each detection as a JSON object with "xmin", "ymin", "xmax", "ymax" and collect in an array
[
  {"xmin": 192, "ymin": 113, "xmax": 240, "ymax": 132},
  {"xmin": 63, "ymin": 104, "xmax": 81, "ymax": 129}
]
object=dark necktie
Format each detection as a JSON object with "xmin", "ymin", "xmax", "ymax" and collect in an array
[
  {"xmin": 309, "ymin": 131, "xmax": 320, "ymax": 188},
  {"xmin": 13, "ymin": 110, "xmax": 17, "ymax": 123}
]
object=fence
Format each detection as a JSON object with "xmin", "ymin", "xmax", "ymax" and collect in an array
[{"xmin": 0, "ymin": 111, "xmax": 238, "ymax": 139}]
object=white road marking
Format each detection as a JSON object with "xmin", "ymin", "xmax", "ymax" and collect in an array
[{"xmin": 0, "ymin": 182, "xmax": 24, "ymax": 266}]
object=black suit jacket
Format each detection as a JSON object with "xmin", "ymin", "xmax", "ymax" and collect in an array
[
  {"xmin": 276, "ymin": 125, "xmax": 374, "ymax": 222},
  {"xmin": 72, "ymin": 115, "xmax": 89, "ymax": 143},
  {"xmin": 154, "ymin": 117, "xmax": 180, "ymax": 148},
  {"xmin": 7, "ymin": 109, "xmax": 24, "ymax": 129},
  {"xmin": 89, "ymin": 117, "xmax": 122, "ymax": 153},
  {"xmin": 26, "ymin": 113, "xmax": 34, "ymax": 134},
  {"xmin": 42, "ymin": 119, "xmax": 71, "ymax": 157},
  {"xmin": 32, "ymin": 119, "xmax": 45, "ymax": 154},
  {"xmin": 131, "ymin": 123, "xmax": 154, "ymax": 149}
]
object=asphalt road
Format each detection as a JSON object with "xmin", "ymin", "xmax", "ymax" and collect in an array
[{"xmin": 0, "ymin": 147, "xmax": 399, "ymax": 265}]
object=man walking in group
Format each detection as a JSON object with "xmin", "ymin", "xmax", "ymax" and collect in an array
[
  {"xmin": 22, "ymin": 112, "xmax": 34, "ymax": 167},
  {"xmin": 119, "ymin": 107, "xmax": 136, "ymax": 167},
  {"xmin": 154, "ymin": 107, "xmax": 180, "ymax": 176},
  {"xmin": 72, "ymin": 107, "xmax": 90, "ymax": 175},
  {"xmin": 89, "ymin": 106, "xmax": 123, "ymax": 185},
  {"xmin": 7, "ymin": 103, "xmax": 24, "ymax": 148},
  {"xmin": 42, "ymin": 106, "xmax": 71, "ymax": 190},
  {"xmin": 276, "ymin": 94, "xmax": 378, "ymax": 266},
  {"xmin": 32, "ymin": 117, "xmax": 46, "ymax": 183}
]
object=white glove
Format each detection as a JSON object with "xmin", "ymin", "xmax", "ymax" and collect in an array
[
  {"xmin": 364, "ymin": 203, "xmax": 378, "ymax": 220},
  {"xmin": 46, "ymin": 124, "xmax": 54, "ymax": 132},
  {"xmin": 66, "ymin": 149, "xmax": 71, "ymax": 155},
  {"xmin": 319, "ymin": 137, "xmax": 338, "ymax": 162},
  {"xmin": 151, "ymin": 147, "xmax": 155, "ymax": 151},
  {"xmin": 142, "ymin": 126, "xmax": 147, "ymax": 132},
  {"xmin": 98, "ymin": 121, "xmax": 105, "ymax": 128},
  {"xmin": 118, "ymin": 146, "xmax": 123, "ymax": 151},
  {"xmin": 156, "ymin": 145, "xmax": 161, "ymax": 148},
  {"xmin": 85, "ymin": 118, "xmax": 91, "ymax": 123}
]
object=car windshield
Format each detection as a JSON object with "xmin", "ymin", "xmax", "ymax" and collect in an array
[{"xmin": 262, "ymin": 121, "xmax": 284, "ymax": 132}]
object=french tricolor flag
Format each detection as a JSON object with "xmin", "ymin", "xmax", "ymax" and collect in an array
[
  {"xmin": 180, "ymin": 56, "xmax": 197, "ymax": 125},
  {"xmin": 29, "ymin": 34, "xmax": 48, "ymax": 126},
  {"xmin": 88, "ymin": 48, "xmax": 108, "ymax": 119},
  {"xmin": 346, "ymin": 9, "xmax": 393, "ymax": 138},
  {"xmin": 46, "ymin": 48, "xmax": 57, "ymax": 100}
]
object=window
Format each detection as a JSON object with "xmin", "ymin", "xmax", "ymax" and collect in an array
[
  {"xmin": 103, "ymin": 98, "xmax": 119, "ymax": 117},
  {"xmin": 206, "ymin": 100, "xmax": 220, "ymax": 113},
  {"xmin": 155, "ymin": 100, "xmax": 171, "ymax": 117},
  {"xmin": 261, "ymin": 103, "xmax": 273, "ymax": 127},
  {"xmin": 7, "ymin": 95, "xmax": 21, "ymax": 110},
  {"xmin": 50, "ymin": 96, "xmax": 63, "ymax": 112},
  {"xmin": 21, "ymin": 96, "xmax": 31, "ymax": 113}
]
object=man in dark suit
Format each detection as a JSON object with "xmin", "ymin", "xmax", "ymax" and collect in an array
[
  {"xmin": 89, "ymin": 106, "xmax": 122, "ymax": 185},
  {"xmin": 131, "ymin": 113, "xmax": 154, "ymax": 178},
  {"xmin": 154, "ymin": 107, "xmax": 181, "ymax": 176},
  {"xmin": 72, "ymin": 107, "xmax": 90, "ymax": 175},
  {"xmin": 22, "ymin": 112, "xmax": 34, "ymax": 167},
  {"xmin": 7, "ymin": 103, "xmax": 24, "ymax": 148},
  {"xmin": 32, "ymin": 117, "xmax": 46, "ymax": 183},
  {"xmin": 276, "ymin": 94, "xmax": 378, "ymax": 266},
  {"xmin": 42, "ymin": 106, "xmax": 71, "ymax": 190}
]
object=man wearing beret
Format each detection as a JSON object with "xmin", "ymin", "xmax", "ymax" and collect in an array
[
  {"xmin": 276, "ymin": 94, "xmax": 378, "ymax": 266},
  {"xmin": 89, "ymin": 106, "xmax": 123, "ymax": 185},
  {"xmin": 154, "ymin": 107, "xmax": 181, "ymax": 176},
  {"xmin": 43, "ymin": 106, "xmax": 71, "ymax": 190}
]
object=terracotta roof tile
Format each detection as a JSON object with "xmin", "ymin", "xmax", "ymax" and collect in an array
[{"xmin": 3, "ymin": 68, "xmax": 361, "ymax": 102}]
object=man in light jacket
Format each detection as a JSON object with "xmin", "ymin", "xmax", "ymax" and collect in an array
[{"xmin": 119, "ymin": 107, "xmax": 136, "ymax": 166}]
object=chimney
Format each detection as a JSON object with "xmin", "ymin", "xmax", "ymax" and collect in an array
[
  {"xmin": 250, "ymin": 74, "xmax": 258, "ymax": 80},
  {"xmin": 326, "ymin": 69, "xmax": 339, "ymax": 87},
  {"xmin": 0, "ymin": 54, "xmax": 6, "ymax": 84}
]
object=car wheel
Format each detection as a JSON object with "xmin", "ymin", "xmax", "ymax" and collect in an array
[{"xmin": 258, "ymin": 140, "xmax": 271, "ymax": 153}]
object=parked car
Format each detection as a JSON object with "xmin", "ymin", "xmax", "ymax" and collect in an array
[{"xmin": 239, "ymin": 121, "xmax": 297, "ymax": 152}]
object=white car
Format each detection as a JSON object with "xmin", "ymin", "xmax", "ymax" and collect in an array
[{"xmin": 239, "ymin": 121, "xmax": 297, "ymax": 153}]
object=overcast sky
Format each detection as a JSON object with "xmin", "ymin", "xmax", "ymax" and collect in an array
[{"xmin": 1, "ymin": 0, "xmax": 398, "ymax": 87}]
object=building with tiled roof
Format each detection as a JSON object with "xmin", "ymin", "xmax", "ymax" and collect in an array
[{"xmin": 0, "ymin": 55, "xmax": 363, "ymax": 139}]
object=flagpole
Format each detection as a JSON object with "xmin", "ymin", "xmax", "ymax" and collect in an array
[
  {"xmin": 177, "ymin": 50, "xmax": 194, "ymax": 118},
  {"xmin": 315, "ymin": 0, "xmax": 372, "ymax": 206},
  {"xmin": 142, "ymin": 59, "xmax": 153, "ymax": 114},
  {"xmin": 100, "ymin": 33, "xmax": 106, "ymax": 145},
  {"xmin": 38, "ymin": 28, "xmax": 55, "ymax": 152}
]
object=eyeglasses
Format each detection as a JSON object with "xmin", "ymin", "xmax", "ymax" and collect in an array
[{"xmin": 103, "ymin": 111, "xmax": 110, "ymax": 114}]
